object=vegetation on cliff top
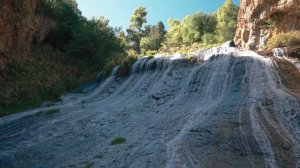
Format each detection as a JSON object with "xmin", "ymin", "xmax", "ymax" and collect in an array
[
  {"xmin": 127, "ymin": 0, "xmax": 239, "ymax": 55},
  {"xmin": 0, "ymin": 0, "xmax": 126, "ymax": 115},
  {"xmin": 0, "ymin": 0, "xmax": 239, "ymax": 116}
]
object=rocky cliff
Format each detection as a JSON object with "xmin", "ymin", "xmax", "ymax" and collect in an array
[
  {"xmin": 1, "ymin": 45, "xmax": 300, "ymax": 168},
  {"xmin": 235, "ymin": 0, "xmax": 300, "ymax": 50},
  {"xmin": 0, "ymin": 0, "xmax": 55, "ymax": 70}
]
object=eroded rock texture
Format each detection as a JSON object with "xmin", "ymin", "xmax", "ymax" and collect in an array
[
  {"xmin": 1, "ymin": 46, "xmax": 300, "ymax": 168},
  {"xmin": 0, "ymin": 0, "xmax": 55, "ymax": 70},
  {"xmin": 235, "ymin": 0, "xmax": 300, "ymax": 50}
]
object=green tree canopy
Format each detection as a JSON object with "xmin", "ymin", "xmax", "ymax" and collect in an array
[
  {"xmin": 140, "ymin": 22, "xmax": 166, "ymax": 53},
  {"xmin": 44, "ymin": 0, "xmax": 124, "ymax": 67},
  {"xmin": 164, "ymin": 12, "xmax": 217, "ymax": 47},
  {"xmin": 164, "ymin": 0, "xmax": 239, "ymax": 48},
  {"xmin": 127, "ymin": 7, "xmax": 148, "ymax": 53},
  {"xmin": 215, "ymin": 0, "xmax": 239, "ymax": 42},
  {"xmin": 129, "ymin": 7, "xmax": 147, "ymax": 31}
]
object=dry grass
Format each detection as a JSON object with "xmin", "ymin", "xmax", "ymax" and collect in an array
[{"xmin": 267, "ymin": 31, "xmax": 300, "ymax": 49}]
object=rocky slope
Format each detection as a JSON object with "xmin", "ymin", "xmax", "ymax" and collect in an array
[
  {"xmin": 0, "ymin": 0, "xmax": 55, "ymax": 70},
  {"xmin": 1, "ymin": 45, "xmax": 300, "ymax": 168},
  {"xmin": 235, "ymin": 0, "xmax": 300, "ymax": 50}
]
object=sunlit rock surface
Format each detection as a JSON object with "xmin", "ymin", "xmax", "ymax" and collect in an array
[
  {"xmin": 1, "ymin": 45, "xmax": 300, "ymax": 168},
  {"xmin": 235, "ymin": 0, "xmax": 300, "ymax": 49}
]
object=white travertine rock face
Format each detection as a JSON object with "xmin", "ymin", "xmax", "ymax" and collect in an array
[
  {"xmin": 1, "ymin": 45, "xmax": 300, "ymax": 168},
  {"xmin": 235, "ymin": 0, "xmax": 300, "ymax": 50}
]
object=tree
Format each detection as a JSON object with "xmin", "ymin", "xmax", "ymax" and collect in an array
[
  {"xmin": 164, "ymin": 12, "xmax": 217, "ymax": 47},
  {"xmin": 129, "ymin": 7, "xmax": 147, "ymax": 31},
  {"xmin": 215, "ymin": 0, "xmax": 239, "ymax": 42},
  {"xmin": 140, "ymin": 22, "xmax": 166, "ymax": 53},
  {"xmin": 44, "ymin": 0, "xmax": 124, "ymax": 67},
  {"xmin": 43, "ymin": 0, "xmax": 82, "ymax": 50},
  {"xmin": 164, "ymin": 19, "xmax": 182, "ymax": 47},
  {"xmin": 127, "ymin": 7, "xmax": 147, "ymax": 53},
  {"xmin": 163, "ymin": 0, "xmax": 239, "ymax": 49},
  {"xmin": 157, "ymin": 21, "xmax": 167, "ymax": 45}
]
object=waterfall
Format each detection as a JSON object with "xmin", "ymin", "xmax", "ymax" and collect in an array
[
  {"xmin": 272, "ymin": 48, "xmax": 287, "ymax": 57},
  {"xmin": 1, "ymin": 44, "xmax": 300, "ymax": 168}
]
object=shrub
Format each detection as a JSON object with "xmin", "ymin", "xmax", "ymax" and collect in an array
[
  {"xmin": 202, "ymin": 33, "xmax": 218, "ymax": 44},
  {"xmin": 117, "ymin": 56, "xmax": 138, "ymax": 77},
  {"xmin": 110, "ymin": 137, "xmax": 126, "ymax": 145},
  {"xmin": 187, "ymin": 56, "xmax": 197, "ymax": 62},
  {"xmin": 147, "ymin": 55, "xmax": 155, "ymax": 59},
  {"xmin": 146, "ymin": 50, "xmax": 157, "ymax": 56},
  {"xmin": 50, "ymin": 81, "xmax": 65, "ymax": 97},
  {"xmin": 259, "ymin": 18, "xmax": 276, "ymax": 29},
  {"xmin": 266, "ymin": 31, "xmax": 300, "ymax": 48},
  {"xmin": 63, "ymin": 75, "xmax": 79, "ymax": 91}
]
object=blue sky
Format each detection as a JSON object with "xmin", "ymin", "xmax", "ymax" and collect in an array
[{"xmin": 76, "ymin": 0, "xmax": 240, "ymax": 29}]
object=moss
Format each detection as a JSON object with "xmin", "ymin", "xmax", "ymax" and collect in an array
[
  {"xmin": 45, "ymin": 108, "xmax": 60, "ymax": 117},
  {"xmin": 110, "ymin": 137, "xmax": 126, "ymax": 145},
  {"xmin": 85, "ymin": 162, "xmax": 94, "ymax": 168},
  {"xmin": 187, "ymin": 56, "xmax": 197, "ymax": 62}
]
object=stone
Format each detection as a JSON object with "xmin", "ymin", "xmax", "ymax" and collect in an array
[
  {"xmin": 0, "ymin": 0, "xmax": 56, "ymax": 70},
  {"xmin": 235, "ymin": 0, "xmax": 300, "ymax": 50}
]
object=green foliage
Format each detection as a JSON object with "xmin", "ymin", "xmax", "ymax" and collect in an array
[
  {"xmin": 162, "ymin": 0, "xmax": 238, "ymax": 52},
  {"xmin": 100, "ymin": 53, "xmax": 138, "ymax": 78},
  {"xmin": 146, "ymin": 51, "xmax": 157, "ymax": 56},
  {"xmin": 110, "ymin": 137, "xmax": 126, "ymax": 145},
  {"xmin": 260, "ymin": 18, "xmax": 276, "ymax": 29},
  {"xmin": 202, "ymin": 33, "xmax": 218, "ymax": 44},
  {"xmin": 215, "ymin": 0, "xmax": 239, "ymax": 42},
  {"xmin": 117, "ymin": 56, "xmax": 138, "ymax": 77},
  {"xmin": 43, "ymin": 0, "xmax": 82, "ymax": 50},
  {"xmin": 126, "ymin": 7, "xmax": 148, "ymax": 54},
  {"xmin": 129, "ymin": 7, "xmax": 147, "ymax": 30},
  {"xmin": 164, "ymin": 19, "xmax": 181, "ymax": 47},
  {"xmin": 1, "ymin": 0, "xmax": 128, "ymax": 116},
  {"xmin": 188, "ymin": 56, "xmax": 197, "ymax": 62},
  {"xmin": 140, "ymin": 22, "xmax": 166, "ymax": 54},
  {"xmin": 160, "ymin": 42, "xmax": 221, "ymax": 55},
  {"xmin": 164, "ymin": 12, "xmax": 217, "ymax": 47},
  {"xmin": 0, "ymin": 45, "xmax": 78, "ymax": 116},
  {"xmin": 266, "ymin": 31, "xmax": 300, "ymax": 48},
  {"xmin": 0, "ymin": 102, "xmax": 41, "ymax": 117},
  {"xmin": 44, "ymin": 0, "xmax": 124, "ymax": 68},
  {"xmin": 0, "ymin": 0, "xmax": 239, "ymax": 117}
]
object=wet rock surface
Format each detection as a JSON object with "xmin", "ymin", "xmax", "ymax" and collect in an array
[{"xmin": 1, "ymin": 46, "xmax": 300, "ymax": 168}]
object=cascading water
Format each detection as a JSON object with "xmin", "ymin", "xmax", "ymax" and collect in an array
[
  {"xmin": 272, "ymin": 48, "xmax": 287, "ymax": 57},
  {"xmin": 0, "ymin": 44, "xmax": 300, "ymax": 168}
]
